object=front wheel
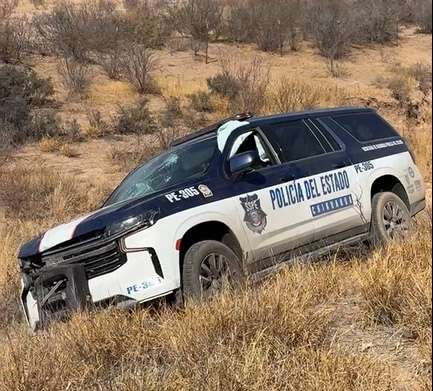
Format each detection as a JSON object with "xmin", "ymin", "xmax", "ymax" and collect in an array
[
  {"xmin": 182, "ymin": 240, "xmax": 244, "ymax": 301},
  {"xmin": 370, "ymin": 192, "xmax": 412, "ymax": 245}
]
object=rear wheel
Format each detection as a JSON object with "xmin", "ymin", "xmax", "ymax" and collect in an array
[
  {"xmin": 182, "ymin": 240, "xmax": 244, "ymax": 301},
  {"xmin": 371, "ymin": 192, "xmax": 412, "ymax": 245}
]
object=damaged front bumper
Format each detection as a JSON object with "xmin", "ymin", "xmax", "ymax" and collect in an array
[
  {"xmin": 21, "ymin": 264, "xmax": 91, "ymax": 330},
  {"xmin": 20, "ymin": 235, "xmax": 175, "ymax": 331}
]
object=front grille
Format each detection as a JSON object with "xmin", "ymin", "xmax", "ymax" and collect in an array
[{"xmin": 41, "ymin": 236, "xmax": 127, "ymax": 279}]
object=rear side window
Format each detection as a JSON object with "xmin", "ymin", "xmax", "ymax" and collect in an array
[
  {"xmin": 332, "ymin": 113, "xmax": 398, "ymax": 142},
  {"xmin": 310, "ymin": 118, "xmax": 342, "ymax": 152},
  {"xmin": 264, "ymin": 120, "xmax": 325, "ymax": 162}
]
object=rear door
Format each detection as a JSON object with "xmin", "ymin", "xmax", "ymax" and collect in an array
[{"xmin": 261, "ymin": 118, "xmax": 366, "ymax": 251}]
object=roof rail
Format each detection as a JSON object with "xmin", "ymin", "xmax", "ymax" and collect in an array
[{"xmin": 171, "ymin": 112, "xmax": 254, "ymax": 147}]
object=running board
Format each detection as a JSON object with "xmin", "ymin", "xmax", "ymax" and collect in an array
[{"xmin": 251, "ymin": 233, "xmax": 369, "ymax": 283}]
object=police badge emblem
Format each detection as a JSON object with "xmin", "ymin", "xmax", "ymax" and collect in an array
[{"xmin": 240, "ymin": 194, "xmax": 267, "ymax": 234}]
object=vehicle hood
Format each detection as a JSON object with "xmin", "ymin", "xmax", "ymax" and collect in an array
[{"xmin": 18, "ymin": 193, "xmax": 166, "ymax": 259}]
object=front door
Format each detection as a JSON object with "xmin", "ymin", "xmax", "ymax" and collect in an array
[{"xmin": 224, "ymin": 126, "xmax": 327, "ymax": 271}]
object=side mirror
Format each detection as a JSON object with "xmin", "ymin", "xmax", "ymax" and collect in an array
[{"xmin": 229, "ymin": 151, "xmax": 260, "ymax": 175}]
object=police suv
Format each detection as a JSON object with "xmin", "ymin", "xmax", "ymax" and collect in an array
[{"xmin": 19, "ymin": 108, "xmax": 426, "ymax": 330}]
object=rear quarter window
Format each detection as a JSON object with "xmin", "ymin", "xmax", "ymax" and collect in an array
[{"xmin": 331, "ymin": 113, "xmax": 399, "ymax": 142}]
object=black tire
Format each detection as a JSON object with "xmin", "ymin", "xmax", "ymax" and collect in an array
[
  {"xmin": 370, "ymin": 192, "xmax": 412, "ymax": 245},
  {"xmin": 182, "ymin": 240, "xmax": 244, "ymax": 301}
]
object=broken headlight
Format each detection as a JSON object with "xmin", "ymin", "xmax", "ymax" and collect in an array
[{"xmin": 105, "ymin": 209, "xmax": 160, "ymax": 238}]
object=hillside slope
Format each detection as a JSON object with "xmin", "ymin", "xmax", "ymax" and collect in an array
[{"xmin": 0, "ymin": 4, "xmax": 432, "ymax": 389}]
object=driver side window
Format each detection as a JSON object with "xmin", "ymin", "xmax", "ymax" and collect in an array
[{"xmin": 229, "ymin": 131, "xmax": 274, "ymax": 170}]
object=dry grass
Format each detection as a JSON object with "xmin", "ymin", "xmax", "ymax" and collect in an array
[
  {"xmin": 0, "ymin": 258, "xmax": 396, "ymax": 390},
  {"xmin": 0, "ymin": 166, "xmax": 106, "ymax": 222},
  {"xmin": 38, "ymin": 137, "xmax": 62, "ymax": 153},
  {"xmin": 0, "ymin": 161, "xmax": 431, "ymax": 390},
  {"xmin": 266, "ymin": 77, "xmax": 352, "ymax": 114},
  {"xmin": 0, "ymin": 18, "xmax": 431, "ymax": 391},
  {"xmin": 355, "ymin": 215, "xmax": 432, "ymax": 368},
  {"xmin": 0, "ymin": 220, "xmax": 431, "ymax": 389}
]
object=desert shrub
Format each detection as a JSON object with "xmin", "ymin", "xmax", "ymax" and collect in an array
[
  {"xmin": 225, "ymin": 0, "xmax": 257, "ymax": 44},
  {"xmin": 188, "ymin": 91, "xmax": 214, "ymax": 113},
  {"xmin": 226, "ymin": 0, "xmax": 303, "ymax": 53},
  {"xmin": 113, "ymin": 100, "xmax": 158, "ymax": 135},
  {"xmin": 124, "ymin": 0, "xmax": 172, "ymax": 49},
  {"xmin": 33, "ymin": 0, "xmax": 125, "ymax": 62},
  {"xmin": 33, "ymin": 1, "xmax": 90, "ymax": 61},
  {"xmin": 120, "ymin": 45, "xmax": 159, "ymax": 95},
  {"xmin": 385, "ymin": 64, "xmax": 432, "ymax": 110},
  {"xmin": 156, "ymin": 127, "xmax": 184, "ymax": 150},
  {"xmin": 0, "ymin": 167, "xmax": 98, "ymax": 222},
  {"xmin": 0, "ymin": 17, "xmax": 31, "ymax": 64},
  {"xmin": 268, "ymin": 77, "xmax": 349, "ymax": 113},
  {"xmin": 413, "ymin": 0, "xmax": 433, "ymax": 33},
  {"xmin": 388, "ymin": 76, "xmax": 414, "ymax": 107},
  {"xmin": 85, "ymin": 110, "xmax": 109, "ymax": 138},
  {"xmin": 97, "ymin": 49, "xmax": 123, "ymax": 80},
  {"xmin": 29, "ymin": 109, "xmax": 62, "ymax": 137},
  {"xmin": 0, "ymin": 225, "xmax": 23, "ymax": 327},
  {"xmin": 182, "ymin": 106, "xmax": 209, "ymax": 129},
  {"xmin": 59, "ymin": 144, "xmax": 78, "ymax": 158},
  {"xmin": 354, "ymin": 0, "xmax": 401, "ymax": 44},
  {"xmin": 0, "ymin": 65, "xmax": 57, "ymax": 144},
  {"xmin": 39, "ymin": 137, "xmax": 63, "ymax": 153},
  {"xmin": 169, "ymin": 0, "xmax": 224, "ymax": 63},
  {"xmin": 407, "ymin": 63, "xmax": 433, "ymax": 95},
  {"xmin": 61, "ymin": 119, "xmax": 82, "ymax": 142},
  {"xmin": 207, "ymin": 72, "xmax": 241, "ymax": 99},
  {"xmin": 58, "ymin": 57, "xmax": 92, "ymax": 95},
  {"xmin": 208, "ymin": 56, "xmax": 270, "ymax": 114},
  {"xmin": 256, "ymin": 0, "xmax": 303, "ymax": 54},
  {"xmin": 159, "ymin": 96, "xmax": 183, "ymax": 128},
  {"xmin": 308, "ymin": 0, "xmax": 354, "ymax": 74}
]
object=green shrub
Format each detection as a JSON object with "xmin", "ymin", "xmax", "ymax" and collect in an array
[
  {"xmin": 159, "ymin": 96, "xmax": 183, "ymax": 128},
  {"xmin": 0, "ymin": 65, "xmax": 56, "ymax": 145},
  {"xmin": 188, "ymin": 91, "xmax": 215, "ymax": 113},
  {"xmin": 207, "ymin": 72, "xmax": 241, "ymax": 99},
  {"xmin": 113, "ymin": 100, "xmax": 158, "ymax": 135}
]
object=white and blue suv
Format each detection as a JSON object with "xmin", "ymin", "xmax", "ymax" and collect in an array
[{"xmin": 18, "ymin": 108, "xmax": 426, "ymax": 330}]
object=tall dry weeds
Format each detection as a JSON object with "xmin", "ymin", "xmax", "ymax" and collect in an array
[{"xmin": 0, "ymin": 142, "xmax": 431, "ymax": 390}]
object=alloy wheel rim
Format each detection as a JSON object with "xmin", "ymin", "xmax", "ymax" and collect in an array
[
  {"xmin": 383, "ymin": 201, "xmax": 410, "ymax": 240},
  {"xmin": 199, "ymin": 253, "xmax": 231, "ymax": 295}
]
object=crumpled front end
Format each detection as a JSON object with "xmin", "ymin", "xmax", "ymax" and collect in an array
[
  {"xmin": 19, "ymin": 227, "xmax": 174, "ymax": 330},
  {"xmin": 19, "ymin": 233, "xmax": 128, "ymax": 329}
]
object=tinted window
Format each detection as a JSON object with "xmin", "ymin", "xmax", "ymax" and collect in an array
[
  {"xmin": 332, "ymin": 113, "xmax": 398, "ymax": 142},
  {"xmin": 265, "ymin": 120, "xmax": 325, "ymax": 162},
  {"xmin": 310, "ymin": 118, "xmax": 342, "ymax": 151}
]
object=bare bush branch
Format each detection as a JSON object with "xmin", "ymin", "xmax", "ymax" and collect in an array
[
  {"xmin": 210, "ymin": 56, "xmax": 270, "ymax": 114},
  {"xmin": 0, "ymin": 17, "xmax": 31, "ymax": 64},
  {"xmin": 120, "ymin": 45, "xmax": 159, "ymax": 95},
  {"xmin": 58, "ymin": 57, "xmax": 92, "ymax": 95},
  {"xmin": 170, "ymin": 0, "xmax": 224, "ymax": 63}
]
